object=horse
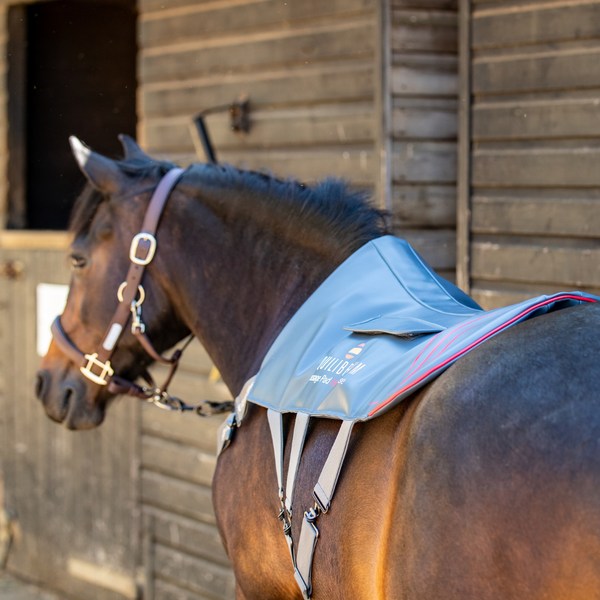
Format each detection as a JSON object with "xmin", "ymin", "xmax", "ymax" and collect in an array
[{"xmin": 36, "ymin": 135, "xmax": 600, "ymax": 599}]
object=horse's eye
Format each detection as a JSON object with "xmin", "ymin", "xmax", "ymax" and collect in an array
[{"xmin": 70, "ymin": 254, "xmax": 87, "ymax": 270}]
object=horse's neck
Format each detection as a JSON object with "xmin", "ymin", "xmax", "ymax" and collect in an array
[{"xmin": 160, "ymin": 199, "xmax": 341, "ymax": 396}]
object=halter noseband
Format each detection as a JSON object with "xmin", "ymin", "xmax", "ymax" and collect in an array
[{"xmin": 50, "ymin": 168, "xmax": 198, "ymax": 409}]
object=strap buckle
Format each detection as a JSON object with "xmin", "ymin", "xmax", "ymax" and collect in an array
[
  {"xmin": 129, "ymin": 233, "xmax": 157, "ymax": 265},
  {"xmin": 130, "ymin": 301, "xmax": 146, "ymax": 334},
  {"xmin": 80, "ymin": 353, "xmax": 114, "ymax": 386}
]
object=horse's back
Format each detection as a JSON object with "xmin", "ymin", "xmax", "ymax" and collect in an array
[{"xmin": 391, "ymin": 302, "xmax": 600, "ymax": 599}]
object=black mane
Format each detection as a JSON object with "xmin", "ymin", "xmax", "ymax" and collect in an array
[{"xmin": 70, "ymin": 158, "xmax": 389, "ymax": 255}]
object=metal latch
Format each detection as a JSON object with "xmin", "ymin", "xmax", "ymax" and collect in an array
[{"xmin": 189, "ymin": 94, "xmax": 251, "ymax": 164}]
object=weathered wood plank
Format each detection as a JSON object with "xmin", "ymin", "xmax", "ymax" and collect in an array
[
  {"xmin": 143, "ymin": 104, "xmax": 374, "ymax": 152},
  {"xmin": 392, "ymin": 106, "xmax": 457, "ymax": 139},
  {"xmin": 393, "ymin": 0, "xmax": 457, "ymax": 9},
  {"xmin": 217, "ymin": 146, "xmax": 376, "ymax": 182},
  {"xmin": 392, "ymin": 184, "xmax": 456, "ymax": 227},
  {"xmin": 142, "ymin": 403, "xmax": 224, "ymax": 453},
  {"xmin": 472, "ymin": 146, "xmax": 600, "ymax": 187},
  {"xmin": 472, "ymin": 98, "xmax": 600, "ymax": 140},
  {"xmin": 149, "ymin": 148, "xmax": 377, "ymax": 184},
  {"xmin": 471, "ymin": 0, "xmax": 555, "ymax": 6},
  {"xmin": 392, "ymin": 23, "xmax": 457, "ymax": 53},
  {"xmin": 471, "ymin": 241, "xmax": 600, "ymax": 286},
  {"xmin": 393, "ymin": 8, "xmax": 457, "ymax": 26},
  {"xmin": 140, "ymin": 0, "xmax": 376, "ymax": 47},
  {"xmin": 139, "ymin": 0, "xmax": 255, "ymax": 14},
  {"xmin": 392, "ymin": 64, "xmax": 457, "ymax": 96},
  {"xmin": 395, "ymin": 229, "xmax": 457, "ymax": 270},
  {"xmin": 473, "ymin": 2, "xmax": 600, "ymax": 49},
  {"xmin": 473, "ymin": 46, "xmax": 600, "ymax": 94},
  {"xmin": 142, "ymin": 471, "xmax": 215, "ymax": 524},
  {"xmin": 470, "ymin": 278, "xmax": 600, "ymax": 310},
  {"xmin": 471, "ymin": 287, "xmax": 541, "ymax": 310},
  {"xmin": 176, "ymin": 339, "xmax": 214, "ymax": 375},
  {"xmin": 144, "ymin": 507, "xmax": 230, "ymax": 566},
  {"xmin": 472, "ymin": 196, "xmax": 600, "ymax": 236},
  {"xmin": 154, "ymin": 579, "xmax": 215, "ymax": 600},
  {"xmin": 154, "ymin": 545, "xmax": 235, "ymax": 600},
  {"xmin": 142, "ymin": 436, "xmax": 216, "ymax": 486},
  {"xmin": 140, "ymin": 20, "xmax": 374, "ymax": 83},
  {"xmin": 392, "ymin": 141, "xmax": 457, "ymax": 183},
  {"xmin": 140, "ymin": 62, "xmax": 374, "ymax": 117}
]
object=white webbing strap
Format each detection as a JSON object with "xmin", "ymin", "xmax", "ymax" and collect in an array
[
  {"xmin": 294, "ymin": 515, "xmax": 319, "ymax": 600},
  {"xmin": 312, "ymin": 419, "xmax": 355, "ymax": 513},
  {"xmin": 267, "ymin": 408, "xmax": 296, "ymax": 565},
  {"xmin": 267, "ymin": 409, "xmax": 285, "ymax": 503},
  {"xmin": 294, "ymin": 419, "xmax": 355, "ymax": 599},
  {"xmin": 285, "ymin": 412, "xmax": 310, "ymax": 518}
]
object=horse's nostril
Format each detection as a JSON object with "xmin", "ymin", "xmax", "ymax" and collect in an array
[{"xmin": 35, "ymin": 370, "xmax": 50, "ymax": 400}]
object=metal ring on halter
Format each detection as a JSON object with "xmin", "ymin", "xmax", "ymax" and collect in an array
[{"xmin": 117, "ymin": 282, "xmax": 145, "ymax": 306}]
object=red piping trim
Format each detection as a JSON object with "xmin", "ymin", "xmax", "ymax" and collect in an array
[
  {"xmin": 368, "ymin": 295, "xmax": 596, "ymax": 417},
  {"xmin": 390, "ymin": 313, "xmax": 488, "ymax": 394}
]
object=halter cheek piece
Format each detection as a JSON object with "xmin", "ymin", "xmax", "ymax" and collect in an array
[{"xmin": 50, "ymin": 168, "xmax": 229, "ymax": 415}]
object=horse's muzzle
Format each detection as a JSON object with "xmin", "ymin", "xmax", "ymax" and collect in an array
[{"xmin": 34, "ymin": 368, "xmax": 104, "ymax": 430}]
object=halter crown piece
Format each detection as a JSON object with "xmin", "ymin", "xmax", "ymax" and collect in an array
[{"xmin": 50, "ymin": 168, "xmax": 218, "ymax": 413}]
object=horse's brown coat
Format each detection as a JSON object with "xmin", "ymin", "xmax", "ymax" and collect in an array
[
  {"xmin": 37, "ymin": 140, "xmax": 600, "ymax": 599},
  {"xmin": 216, "ymin": 303, "xmax": 600, "ymax": 599}
]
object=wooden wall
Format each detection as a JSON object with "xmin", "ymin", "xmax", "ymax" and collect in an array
[
  {"xmin": 466, "ymin": 0, "xmax": 600, "ymax": 308},
  {"xmin": 138, "ymin": 0, "xmax": 379, "ymax": 189},
  {"xmin": 388, "ymin": 0, "xmax": 459, "ymax": 280}
]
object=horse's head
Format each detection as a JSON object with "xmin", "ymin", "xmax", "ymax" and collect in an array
[{"xmin": 36, "ymin": 136, "xmax": 190, "ymax": 429}]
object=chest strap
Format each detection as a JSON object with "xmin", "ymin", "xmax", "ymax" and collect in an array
[
  {"xmin": 286, "ymin": 412, "xmax": 310, "ymax": 518},
  {"xmin": 266, "ymin": 411, "xmax": 355, "ymax": 599}
]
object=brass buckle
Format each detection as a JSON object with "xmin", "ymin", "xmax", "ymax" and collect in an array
[
  {"xmin": 80, "ymin": 353, "xmax": 114, "ymax": 386},
  {"xmin": 129, "ymin": 233, "xmax": 157, "ymax": 265}
]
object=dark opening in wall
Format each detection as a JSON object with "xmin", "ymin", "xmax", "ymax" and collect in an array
[{"xmin": 7, "ymin": 0, "xmax": 137, "ymax": 230}]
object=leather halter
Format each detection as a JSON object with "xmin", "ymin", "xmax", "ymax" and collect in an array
[{"xmin": 50, "ymin": 168, "xmax": 193, "ymax": 406}]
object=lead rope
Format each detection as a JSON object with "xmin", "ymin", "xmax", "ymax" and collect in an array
[{"xmin": 266, "ymin": 411, "xmax": 355, "ymax": 599}]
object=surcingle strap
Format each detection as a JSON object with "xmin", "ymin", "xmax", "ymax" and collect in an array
[
  {"xmin": 285, "ymin": 412, "xmax": 311, "ymax": 518},
  {"xmin": 267, "ymin": 409, "xmax": 285, "ymax": 503},
  {"xmin": 294, "ymin": 419, "xmax": 355, "ymax": 599},
  {"xmin": 267, "ymin": 409, "xmax": 295, "ymax": 562},
  {"xmin": 312, "ymin": 419, "xmax": 354, "ymax": 513}
]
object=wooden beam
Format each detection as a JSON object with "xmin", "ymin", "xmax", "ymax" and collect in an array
[
  {"xmin": 376, "ymin": 0, "xmax": 393, "ymax": 214},
  {"xmin": 456, "ymin": 0, "xmax": 471, "ymax": 292},
  {"xmin": 0, "ymin": 230, "xmax": 71, "ymax": 249}
]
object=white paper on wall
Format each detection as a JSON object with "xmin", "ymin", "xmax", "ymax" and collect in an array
[{"xmin": 37, "ymin": 283, "xmax": 69, "ymax": 357}]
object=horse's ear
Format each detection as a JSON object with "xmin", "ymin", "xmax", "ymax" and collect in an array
[
  {"xmin": 69, "ymin": 136, "xmax": 125, "ymax": 193},
  {"xmin": 118, "ymin": 134, "xmax": 149, "ymax": 160}
]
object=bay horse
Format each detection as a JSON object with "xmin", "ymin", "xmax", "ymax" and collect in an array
[{"xmin": 37, "ymin": 136, "xmax": 600, "ymax": 599}]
